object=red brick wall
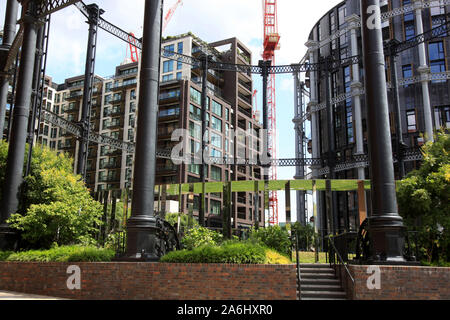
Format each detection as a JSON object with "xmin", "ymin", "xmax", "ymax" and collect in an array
[
  {"xmin": 0, "ymin": 262, "xmax": 297, "ymax": 300},
  {"xmin": 345, "ymin": 265, "xmax": 450, "ymax": 300}
]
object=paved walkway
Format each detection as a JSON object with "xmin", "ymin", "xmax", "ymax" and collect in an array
[{"xmin": 0, "ymin": 290, "xmax": 67, "ymax": 300}]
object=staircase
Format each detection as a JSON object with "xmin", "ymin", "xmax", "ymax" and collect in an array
[{"xmin": 298, "ymin": 264, "xmax": 347, "ymax": 300}]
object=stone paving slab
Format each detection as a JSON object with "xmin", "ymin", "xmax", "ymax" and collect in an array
[{"xmin": 0, "ymin": 290, "xmax": 68, "ymax": 300}]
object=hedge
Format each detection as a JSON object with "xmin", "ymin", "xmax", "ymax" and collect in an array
[{"xmin": 0, "ymin": 245, "xmax": 115, "ymax": 262}]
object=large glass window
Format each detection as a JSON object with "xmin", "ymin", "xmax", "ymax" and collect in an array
[
  {"xmin": 211, "ymin": 100, "xmax": 222, "ymax": 117},
  {"xmin": 344, "ymin": 66, "xmax": 354, "ymax": 144},
  {"xmin": 211, "ymin": 132, "xmax": 222, "ymax": 149},
  {"xmin": 189, "ymin": 121, "xmax": 201, "ymax": 140},
  {"xmin": 429, "ymin": 41, "xmax": 446, "ymax": 77},
  {"xmin": 163, "ymin": 60, "xmax": 174, "ymax": 73},
  {"xmin": 211, "ymin": 166, "xmax": 222, "ymax": 181},
  {"xmin": 190, "ymin": 87, "xmax": 202, "ymax": 105},
  {"xmin": 403, "ymin": 0, "xmax": 415, "ymax": 40},
  {"xmin": 190, "ymin": 104, "xmax": 201, "ymax": 121},
  {"xmin": 210, "ymin": 200, "xmax": 221, "ymax": 215},
  {"xmin": 211, "ymin": 116, "xmax": 222, "ymax": 132}
]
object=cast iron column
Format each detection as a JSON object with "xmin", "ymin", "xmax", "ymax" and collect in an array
[
  {"xmin": 199, "ymin": 55, "xmax": 208, "ymax": 227},
  {"xmin": 360, "ymin": 0, "xmax": 406, "ymax": 263},
  {"xmin": 124, "ymin": 0, "xmax": 163, "ymax": 261},
  {"xmin": 25, "ymin": 24, "xmax": 45, "ymax": 177},
  {"xmin": 388, "ymin": 40, "xmax": 406, "ymax": 179},
  {"xmin": 0, "ymin": 0, "xmax": 19, "ymax": 138},
  {"xmin": 77, "ymin": 4, "xmax": 102, "ymax": 179},
  {"xmin": 0, "ymin": 1, "xmax": 40, "ymax": 249}
]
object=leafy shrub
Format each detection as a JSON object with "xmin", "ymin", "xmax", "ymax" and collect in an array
[
  {"xmin": 397, "ymin": 131, "xmax": 450, "ymax": 263},
  {"xmin": 0, "ymin": 251, "xmax": 13, "ymax": 261},
  {"xmin": 165, "ymin": 212, "xmax": 199, "ymax": 231},
  {"xmin": 291, "ymin": 222, "xmax": 317, "ymax": 251},
  {"xmin": 0, "ymin": 141, "xmax": 103, "ymax": 249},
  {"xmin": 160, "ymin": 241, "xmax": 266, "ymax": 264},
  {"xmin": 0, "ymin": 246, "xmax": 115, "ymax": 262},
  {"xmin": 249, "ymin": 225, "xmax": 292, "ymax": 256},
  {"xmin": 181, "ymin": 226, "xmax": 223, "ymax": 250},
  {"xmin": 264, "ymin": 248, "xmax": 292, "ymax": 264}
]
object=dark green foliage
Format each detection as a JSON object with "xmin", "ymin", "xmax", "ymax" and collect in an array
[
  {"xmin": 0, "ymin": 246, "xmax": 115, "ymax": 262},
  {"xmin": 249, "ymin": 225, "xmax": 292, "ymax": 256},
  {"xmin": 397, "ymin": 131, "xmax": 450, "ymax": 263},
  {"xmin": 160, "ymin": 241, "xmax": 266, "ymax": 264},
  {"xmin": 291, "ymin": 222, "xmax": 317, "ymax": 251},
  {"xmin": 0, "ymin": 141, "xmax": 103, "ymax": 249}
]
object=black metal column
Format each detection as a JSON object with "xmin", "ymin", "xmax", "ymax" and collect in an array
[
  {"xmin": 324, "ymin": 58, "xmax": 338, "ymax": 234},
  {"xmin": 0, "ymin": 0, "xmax": 40, "ymax": 242},
  {"xmin": 361, "ymin": 0, "xmax": 406, "ymax": 263},
  {"xmin": 25, "ymin": 24, "xmax": 45, "ymax": 177},
  {"xmin": 388, "ymin": 40, "xmax": 406, "ymax": 179},
  {"xmin": 199, "ymin": 55, "xmax": 208, "ymax": 227},
  {"xmin": 77, "ymin": 4, "xmax": 102, "ymax": 180},
  {"xmin": 0, "ymin": 0, "xmax": 19, "ymax": 138},
  {"xmin": 124, "ymin": 0, "xmax": 163, "ymax": 261}
]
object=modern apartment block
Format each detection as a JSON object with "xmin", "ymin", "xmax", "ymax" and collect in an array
[
  {"xmin": 296, "ymin": 0, "xmax": 450, "ymax": 234},
  {"xmin": 23, "ymin": 33, "xmax": 263, "ymax": 229}
]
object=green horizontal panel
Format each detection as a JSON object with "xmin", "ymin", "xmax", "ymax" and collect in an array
[
  {"xmin": 205, "ymin": 182, "xmax": 225, "ymax": 193},
  {"xmin": 193, "ymin": 183, "xmax": 203, "ymax": 194},
  {"xmin": 364, "ymin": 180, "xmax": 371, "ymax": 190},
  {"xmin": 314, "ymin": 180, "xmax": 327, "ymax": 190},
  {"xmin": 166, "ymin": 184, "xmax": 180, "ymax": 196},
  {"xmin": 330, "ymin": 180, "xmax": 359, "ymax": 191},
  {"xmin": 231, "ymin": 181, "xmax": 255, "ymax": 192},
  {"xmin": 181, "ymin": 183, "xmax": 190, "ymax": 194},
  {"xmin": 290, "ymin": 180, "xmax": 313, "ymax": 190},
  {"xmin": 268, "ymin": 180, "xmax": 290, "ymax": 191}
]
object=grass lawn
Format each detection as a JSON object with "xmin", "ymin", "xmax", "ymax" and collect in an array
[{"xmin": 292, "ymin": 251, "xmax": 328, "ymax": 264}]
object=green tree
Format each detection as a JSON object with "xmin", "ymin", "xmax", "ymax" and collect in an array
[
  {"xmin": 291, "ymin": 222, "xmax": 316, "ymax": 251},
  {"xmin": 397, "ymin": 131, "xmax": 450, "ymax": 263},
  {"xmin": 249, "ymin": 225, "xmax": 291, "ymax": 256},
  {"xmin": 0, "ymin": 141, "xmax": 103, "ymax": 249}
]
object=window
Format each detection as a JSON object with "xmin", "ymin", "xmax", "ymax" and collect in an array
[
  {"xmin": 189, "ymin": 121, "xmax": 201, "ymax": 140},
  {"xmin": 130, "ymin": 89, "xmax": 136, "ymax": 100},
  {"xmin": 159, "ymin": 107, "xmax": 180, "ymax": 118},
  {"xmin": 177, "ymin": 59, "xmax": 183, "ymax": 70},
  {"xmin": 105, "ymin": 82, "xmax": 112, "ymax": 93},
  {"xmin": 434, "ymin": 106, "xmax": 450, "ymax": 129},
  {"xmin": 176, "ymin": 72, "xmax": 182, "ymax": 80},
  {"xmin": 211, "ymin": 132, "xmax": 222, "ymax": 149},
  {"xmin": 211, "ymin": 166, "xmax": 222, "ymax": 181},
  {"xmin": 190, "ymin": 104, "xmax": 201, "ymax": 121},
  {"xmin": 403, "ymin": 0, "xmax": 415, "ymax": 40},
  {"xmin": 210, "ymin": 148, "xmax": 222, "ymax": 158},
  {"xmin": 402, "ymin": 65, "xmax": 413, "ymax": 87},
  {"xmin": 177, "ymin": 42, "xmax": 183, "ymax": 54},
  {"xmin": 225, "ymin": 108, "xmax": 230, "ymax": 121},
  {"xmin": 406, "ymin": 110, "xmax": 417, "ymax": 132},
  {"xmin": 190, "ymin": 87, "xmax": 202, "ymax": 105},
  {"xmin": 211, "ymin": 116, "xmax": 222, "ymax": 132},
  {"xmin": 164, "ymin": 44, "xmax": 174, "ymax": 55},
  {"xmin": 163, "ymin": 60, "xmax": 173, "ymax": 73},
  {"xmin": 162, "ymin": 74, "xmax": 173, "ymax": 82},
  {"xmin": 429, "ymin": 41, "xmax": 446, "ymax": 82},
  {"xmin": 210, "ymin": 200, "xmax": 221, "ymax": 215},
  {"xmin": 51, "ymin": 128, "xmax": 57, "ymax": 138},
  {"xmin": 211, "ymin": 100, "xmax": 222, "ymax": 117}
]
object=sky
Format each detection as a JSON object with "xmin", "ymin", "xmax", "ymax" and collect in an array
[{"xmin": 0, "ymin": 0, "xmax": 343, "ymax": 223}]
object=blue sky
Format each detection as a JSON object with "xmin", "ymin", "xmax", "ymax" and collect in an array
[{"xmin": 1, "ymin": 0, "xmax": 343, "ymax": 223}]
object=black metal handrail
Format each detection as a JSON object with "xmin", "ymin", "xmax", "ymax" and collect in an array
[{"xmin": 326, "ymin": 234, "xmax": 355, "ymax": 286}]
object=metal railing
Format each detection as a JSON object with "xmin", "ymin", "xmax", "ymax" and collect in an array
[{"xmin": 326, "ymin": 233, "xmax": 355, "ymax": 288}]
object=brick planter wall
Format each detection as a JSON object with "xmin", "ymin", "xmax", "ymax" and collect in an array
[
  {"xmin": 343, "ymin": 265, "xmax": 450, "ymax": 300},
  {"xmin": 0, "ymin": 262, "xmax": 297, "ymax": 300}
]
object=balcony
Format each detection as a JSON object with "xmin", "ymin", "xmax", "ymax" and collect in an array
[
  {"xmin": 238, "ymin": 79, "xmax": 252, "ymax": 92},
  {"xmin": 100, "ymin": 162, "xmax": 120, "ymax": 170},
  {"xmin": 238, "ymin": 106, "xmax": 252, "ymax": 119},
  {"xmin": 238, "ymin": 93, "xmax": 252, "ymax": 106},
  {"xmin": 156, "ymin": 164, "xmax": 178, "ymax": 173},
  {"xmin": 66, "ymin": 91, "xmax": 83, "ymax": 101},
  {"xmin": 113, "ymin": 79, "xmax": 137, "ymax": 91},
  {"xmin": 105, "ymin": 121, "xmax": 123, "ymax": 130}
]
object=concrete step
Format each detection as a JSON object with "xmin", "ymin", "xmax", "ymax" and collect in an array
[
  {"xmin": 300, "ymin": 278, "xmax": 341, "ymax": 286},
  {"xmin": 301, "ymin": 290, "xmax": 347, "ymax": 299},
  {"xmin": 301, "ymin": 284, "xmax": 343, "ymax": 292},
  {"xmin": 301, "ymin": 272, "xmax": 337, "ymax": 280},
  {"xmin": 300, "ymin": 263, "xmax": 330, "ymax": 268},
  {"xmin": 301, "ymin": 297, "xmax": 347, "ymax": 301},
  {"xmin": 300, "ymin": 268, "xmax": 335, "ymax": 274}
]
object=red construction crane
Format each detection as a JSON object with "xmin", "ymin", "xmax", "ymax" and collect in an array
[
  {"xmin": 262, "ymin": 0, "xmax": 280, "ymax": 226},
  {"xmin": 125, "ymin": 0, "xmax": 183, "ymax": 63}
]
